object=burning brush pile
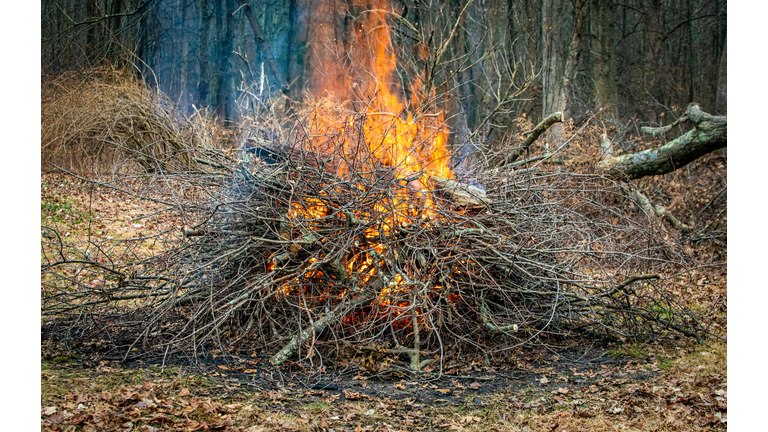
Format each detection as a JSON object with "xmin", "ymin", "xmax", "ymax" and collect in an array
[
  {"xmin": 41, "ymin": 103, "xmax": 706, "ymax": 371},
  {"xmin": 169, "ymin": 113, "xmax": 704, "ymax": 370},
  {"xmin": 42, "ymin": 6, "xmax": 707, "ymax": 371}
]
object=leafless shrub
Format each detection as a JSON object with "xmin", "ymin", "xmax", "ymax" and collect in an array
[{"xmin": 41, "ymin": 65, "xmax": 215, "ymax": 175}]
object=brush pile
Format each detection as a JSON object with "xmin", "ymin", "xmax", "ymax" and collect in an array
[
  {"xmin": 42, "ymin": 97, "xmax": 707, "ymax": 370},
  {"xmin": 41, "ymin": 66, "xmax": 209, "ymax": 174}
]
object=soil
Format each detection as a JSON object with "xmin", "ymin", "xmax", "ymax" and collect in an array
[{"xmin": 42, "ymin": 319, "xmax": 654, "ymax": 406}]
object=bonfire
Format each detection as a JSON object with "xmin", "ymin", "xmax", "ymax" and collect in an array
[{"xmin": 41, "ymin": 5, "xmax": 706, "ymax": 372}]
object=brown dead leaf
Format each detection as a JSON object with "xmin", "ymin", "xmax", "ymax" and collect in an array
[
  {"xmin": 243, "ymin": 369, "xmax": 259, "ymax": 373},
  {"xmin": 540, "ymin": 377, "xmax": 550, "ymax": 385},
  {"xmin": 468, "ymin": 382, "xmax": 481, "ymax": 390},
  {"xmin": 186, "ymin": 420, "xmax": 209, "ymax": 431},
  {"xmin": 179, "ymin": 388, "xmax": 190, "ymax": 397},
  {"xmin": 394, "ymin": 383, "xmax": 406, "ymax": 390},
  {"xmin": 435, "ymin": 388, "xmax": 452, "ymax": 394},
  {"xmin": 42, "ymin": 406, "xmax": 57, "ymax": 416},
  {"xmin": 344, "ymin": 389, "xmax": 370, "ymax": 400}
]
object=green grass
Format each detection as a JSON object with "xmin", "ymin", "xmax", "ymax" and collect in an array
[
  {"xmin": 41, "ymin": 196, "xmax": 94, "ymax": 225},
  {"xmin": 656, "ymin": 355, "xmax": 673, "ymax": 370},
  {"xmin": 304, "ymin": 401, "xmax": 331, "ymax": 413}
]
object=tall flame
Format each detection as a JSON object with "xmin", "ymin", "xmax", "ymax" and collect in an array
[
  {"xmin": 301, "ymin": 0, "xmax": 452, "ymax": 223},
  {"xmin": 276, "ymin": 0, "xmax": 457, "ymax": 320}
]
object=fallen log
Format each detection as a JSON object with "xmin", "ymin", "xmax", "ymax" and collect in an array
[{"xmin": 598, "ymin": 104, "xmax": 726, "ymax": 180}]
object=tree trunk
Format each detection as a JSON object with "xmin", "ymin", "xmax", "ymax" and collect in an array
[
  {"xmin": 563, "ymin": 0, "xmax": 585, "ymax": 121},
  {"xmin": 592, "ymin": 0, "xmax": 619, "ymax": 120},
  {"xmin": 541, "ymin": 0, "xmax": 564, "ymax": 148},
  {"xmin": 239, "ymin": 0, "xmax": 288, "ymax": 92},
  {"xmin": 179, "ymin": 0, "xmax": 192, "ymax": 113},
  {"xmin": 641, "ymin": 0, "xmax": 665, "ymax": 105},
  {"xmin": 287, "ymin": 0, "xmax": 309, "ymax": 99},
  {"xmin": 715, "ymin": 34, "xmax": 726, "ymax": 114},
  {"xmin": 598, "ymin": 104, "xmax": 726, "ymax": 180},
  {"xmin": 213, "ymin": 0, "xmax": 235, "ymax": 119},
  {"xmin": 542, "ymin": 0, "xmax": 584, "ymax": 147},
  {"xmin": 197, "ymin": 0, "xmax": 213, "ymax": 105}
]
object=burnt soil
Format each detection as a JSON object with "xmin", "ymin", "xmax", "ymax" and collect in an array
[{"xmin": 42, "ymin": 320, "xmax": 656, "ymax": 408}]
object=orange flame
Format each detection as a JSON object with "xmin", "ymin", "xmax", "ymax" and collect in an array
[{"xmin": 272, "ymin": 0, "xmax": 457, "ymax": 324}]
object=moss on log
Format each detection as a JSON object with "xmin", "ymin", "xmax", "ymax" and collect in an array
[{"xmin": 598, "ymin": 104, "xmax": 726, "ymax": 180}]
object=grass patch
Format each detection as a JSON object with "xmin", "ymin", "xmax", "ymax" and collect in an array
[
  {"xmin": 41, "ymin": 193, "xmax": 95, "ymax": 228},
  {"xmin": 304, "ymin": 401, "xmax": 331, "ymax": 413}
]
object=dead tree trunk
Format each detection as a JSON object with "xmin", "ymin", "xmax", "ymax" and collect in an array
[
  {"xmin": 238, "ymin": 0, "xmax": 288, "ymax": 92},
  {"xmin": 597, "ymin": 104, "xmax": 726, "ymax": 180}
]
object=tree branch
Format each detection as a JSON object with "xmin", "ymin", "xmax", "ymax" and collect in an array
[
  {"xmin": 497, "ymin": 111, "xmax": 563, "ymax": 167},
  {"xmin": 269, "ymin": 289, "xmax": 375, "ymax": 365},
  {"xmin": 598, "ymin": 104, "xmax": 726, "ymax": 180}
]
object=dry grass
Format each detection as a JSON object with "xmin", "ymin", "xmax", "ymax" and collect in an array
[{"xmin": 41, "ymin": 339, "xmax": 727, "ymax": 431}]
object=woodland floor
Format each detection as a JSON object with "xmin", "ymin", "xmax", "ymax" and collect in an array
[{"xmin": 41, "ymin": 173, "xmax": 728, "ymax": 432}]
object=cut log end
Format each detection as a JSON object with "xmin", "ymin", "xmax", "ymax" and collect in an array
[{"xmin": 429, "ymin": 176, "xmax": 492, "ymax": 207}]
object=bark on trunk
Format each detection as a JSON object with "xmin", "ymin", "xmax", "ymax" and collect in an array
[
  {"xmin": 287, "ymin": 0, "xmax": 309, "ymax": 99},
  {"xmin": 592, "ymin": 0, "xmax": 619, "ymax": 120},
  {"xmin": 715, "ymin": 34, "xmax": 727, "ymax": 114},
  {"xmin": 564, "ymin": 0, "xmax": 586, "ymax": 122},
  {"xmin": 180, "ymin": 0, "xmax": 192, "ymax": 112},
  {"xmin": 598, "ymin": 104, "xmax": 726, "ymax": 180},
  {"xmin": 216, "ymin": 0, "xmax": 235, "ymax": 119},
  {"xmin": 541, "ymin": 0, "xmax": 564, "ymax": 147},
  {"xmin": 542, "ymin": 0, "xmax": 584, "ymax": 147},
  {"xmin": 196, "ymin": 0, "xmax": 213, "ymax": 105}
]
